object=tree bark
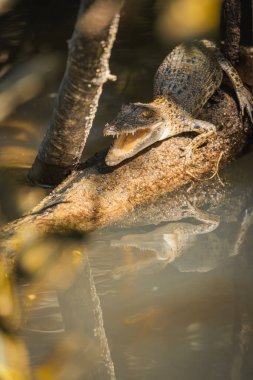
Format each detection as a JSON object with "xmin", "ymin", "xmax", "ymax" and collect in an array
[
  {"xmin": 28, "ymin": 0, "xmax": 123, "ymax": 187},
  {"xmin": 223, "ymin": 0, "xmax": 242, "ymax": 64}
]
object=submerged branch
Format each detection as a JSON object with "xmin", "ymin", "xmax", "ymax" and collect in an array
[{"xmin": 28, "ymin": 0, "xmax": 123, "ymax": 187}]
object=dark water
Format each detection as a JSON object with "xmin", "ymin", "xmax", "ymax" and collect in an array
[{"xmin": 0, "ymin": 1, "xmax": 253, "ymax": 379}]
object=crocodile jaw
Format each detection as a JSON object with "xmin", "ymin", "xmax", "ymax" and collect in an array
[
  {"xmin": 111, "ymin": 232, "xmax": 177, "ymax": 261},
  {"xmin": 105, "ymin": 122, "xmax": 164, "ymax": 166}
]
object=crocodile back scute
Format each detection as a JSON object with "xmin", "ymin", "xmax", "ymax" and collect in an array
[{"xmin": 154, "ymin": 40, "xmax": 223, "ymax": 115}]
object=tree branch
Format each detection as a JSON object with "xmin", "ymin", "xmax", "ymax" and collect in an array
[
  {"xmin": 223, "ymin": 0, "xmax": 242, "ymax": 64},
  {"xmin": 28, "ymin": 0, "xmax": 123, "ymax": 187}
]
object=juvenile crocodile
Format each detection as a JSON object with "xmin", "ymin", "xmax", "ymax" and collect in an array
[{"xmin": 104, "ymin": 40, "xmax": 253, "ymax": 166}]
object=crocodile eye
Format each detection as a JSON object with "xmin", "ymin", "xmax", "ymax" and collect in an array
[{"xmin": 141, "ymin": 110, "xmax": 153, "ymax": 118}]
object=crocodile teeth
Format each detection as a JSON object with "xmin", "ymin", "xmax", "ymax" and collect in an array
[{"xmin": 110, "ymin": 132, "xmax": 121, "ymax": 137}]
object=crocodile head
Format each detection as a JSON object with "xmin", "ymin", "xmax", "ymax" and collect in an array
[{"xmin": 104, "ymin": 102, "xmax": 167, "ymax": 166}]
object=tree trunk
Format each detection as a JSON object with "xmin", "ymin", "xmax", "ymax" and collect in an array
[
  {"xmin": 28, "ymin": 0, "xmax": 123, "ymax": 187},
  {"xmin": 223, "ymin": 0, "xmax": 241, "ymax": 64}
]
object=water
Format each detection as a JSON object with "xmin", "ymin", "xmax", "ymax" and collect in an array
[
  {"xmin": 86, "ymin": 158, "xmax": 253, "ymax": 379},
  {"xmin": 0, "ymin": 1, "xmax": 253, "ymax": 379}
]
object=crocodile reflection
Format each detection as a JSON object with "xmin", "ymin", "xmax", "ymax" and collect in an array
[
  {"xmin": 109, "ymin": 206, "xmax": 253, "ymax": 279},
  {"xmin": 111, "ymin": 207, "xmax": 220, "ymax": 277},
  {"xmin": 92, "ymin": 157, "xmax": 253, "ymax": 278}
]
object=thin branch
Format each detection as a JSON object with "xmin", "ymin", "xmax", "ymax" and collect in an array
[{"xmin": 186, "ymin": 152, "xmax": 224, "ymax": 185}]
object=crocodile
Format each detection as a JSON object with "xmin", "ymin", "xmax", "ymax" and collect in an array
[{"xmin": 104, "ymin": 40, "xmax": 253, "ymax": 166}]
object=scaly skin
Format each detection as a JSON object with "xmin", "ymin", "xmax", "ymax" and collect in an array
[{"xmin": 104, "ymin": 40, "xmax": 253, "ymax": 166}]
